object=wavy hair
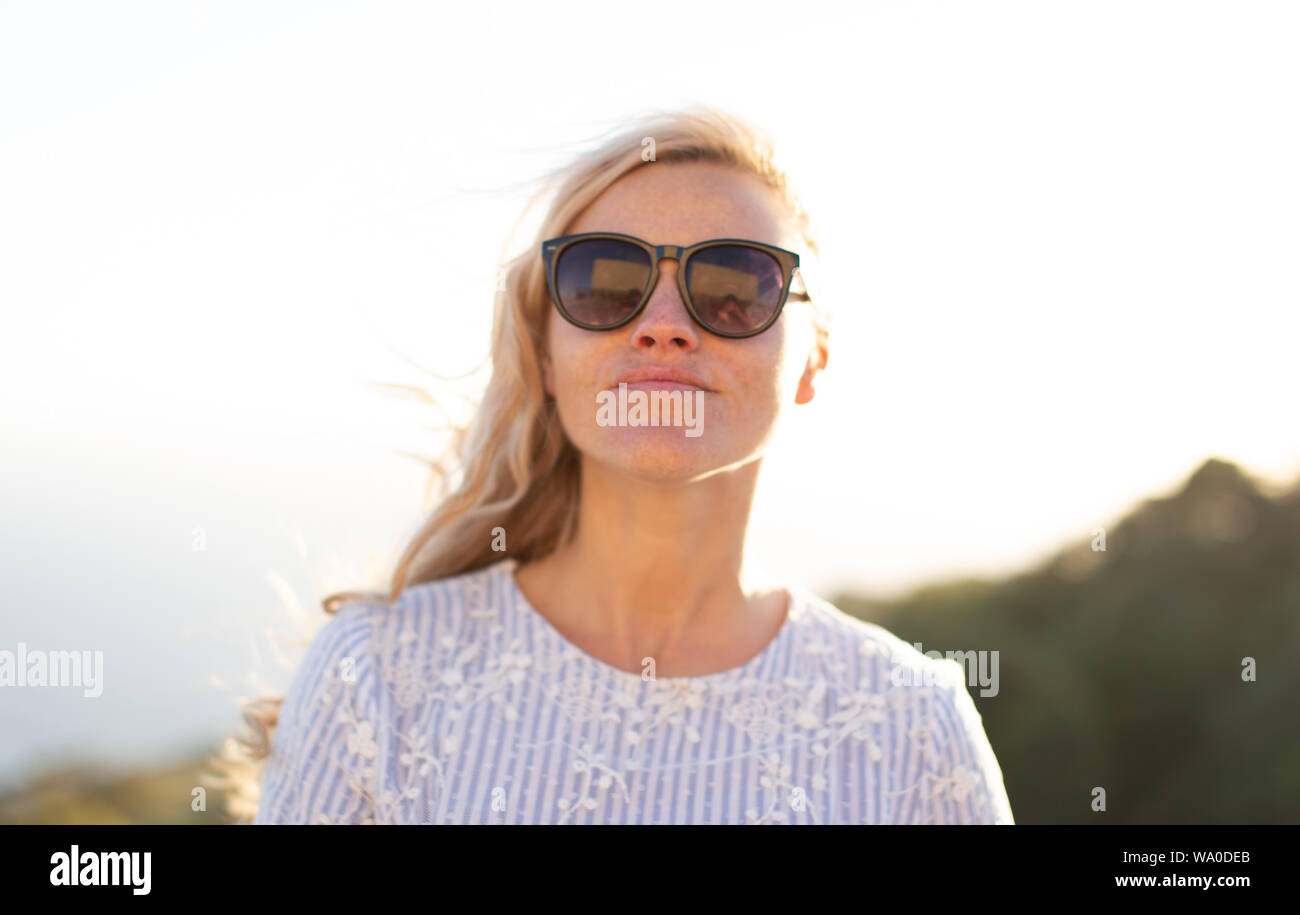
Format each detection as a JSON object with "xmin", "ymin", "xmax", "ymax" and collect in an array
[{"xmin": 215, "ymin": 105, "xmax": 828, "ymax": 820}]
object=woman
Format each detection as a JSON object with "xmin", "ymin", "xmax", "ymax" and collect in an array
[{"xmin": 244, "ymin": 108, "xmax": 1014, "ymax": 825}]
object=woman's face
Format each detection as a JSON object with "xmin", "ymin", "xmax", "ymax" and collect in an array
[{"xmin": 541, "ymin": 161, "xmax": 825, "ymax": 483}]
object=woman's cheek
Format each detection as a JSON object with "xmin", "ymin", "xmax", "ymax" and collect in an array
[
  {"xmin": 555, "ymin": 374, "xmax": 596, "ymax": 440},
  {"xmin": 547, "ymin": 331, "xmax": 594, "ymax": 430}
]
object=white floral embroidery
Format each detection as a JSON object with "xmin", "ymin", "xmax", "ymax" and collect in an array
[
  {"xmin": 746, "ymin": 752, "xmax": 806, "ymax": 824},
  {"xmin": 555, "ymin": 742, "xmax": 631, "ymax": 823},
  {"xmin": 724, "ymin": 694, "xmax": 785, "ymax": 745},
  {"xmin": 549, "ymin": 674, "xmax": 609, "ymax": 725}
]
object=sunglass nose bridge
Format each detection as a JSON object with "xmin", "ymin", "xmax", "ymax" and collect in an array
[{"xmin": 658, "ymin": 245, "xmax": 680, "ymax": 259}]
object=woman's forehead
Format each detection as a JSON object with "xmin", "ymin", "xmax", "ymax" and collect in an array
[{"xmin": 569, "ymin": 161, "xmax": 795, "ymax": 249}]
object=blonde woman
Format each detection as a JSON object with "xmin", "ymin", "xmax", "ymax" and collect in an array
[{"xmin": 243, "ymin": 108, "xmax": 1014, "ymax": 825}]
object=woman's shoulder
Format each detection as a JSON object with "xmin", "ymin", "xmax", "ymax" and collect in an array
[
  {"xmin": 290, "ymin": 596, "xmax": 381, "ymax": 679},
  {"xmin": 277, "ymin": 560, "xmax": 507, "ymax": 714},
  {"xmin": 785, "ymin": 582, "xmax": 960, "ymax": 683},
  {"xmin": 354, "ymin": 558, "xmax": 510, "ymax": 656},
  {"xmin": 786, "ymin": 583, "xmax": 1013, "ymax": 824},
  {"xmin": 389, "ymin": 557, "xmax": 504, "ymax": 608}
]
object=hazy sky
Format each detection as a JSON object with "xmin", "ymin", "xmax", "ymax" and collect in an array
[{"xmin": 2, "ymin": 0, "xmax": 1298, "ymax": 782}]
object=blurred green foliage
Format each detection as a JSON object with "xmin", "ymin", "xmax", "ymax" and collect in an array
[{"xmin": 835, "ymin": 457, "xmax": 1300, "ymax": 823}]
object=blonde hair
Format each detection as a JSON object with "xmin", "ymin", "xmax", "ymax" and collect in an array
[{"xmin": 217, "ymin": 105, "xmax": 827, "ymax": 820}]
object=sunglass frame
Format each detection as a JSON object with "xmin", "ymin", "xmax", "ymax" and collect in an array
[{"xmin": 540, "ymin": 231, "xmax": 806, "ymax": 339}]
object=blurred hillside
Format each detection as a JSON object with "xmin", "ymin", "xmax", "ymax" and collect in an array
[
  {"xmin": 3, "ymin": 456, "xmax": 1297, "ymax": 824},
  {"xmin": 0, "ymin": 753, "xmax": 243, "ymax": 825},
  {"xmin": 834, "ymin": 457, "xmax": 1300, "ymax": 823}
]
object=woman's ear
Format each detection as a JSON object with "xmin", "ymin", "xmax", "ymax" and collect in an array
[
  {"xmin": 540, "ymin": 346, "xmax": 556, "ymax": 397},
  {"xmin": 794, "ymin": 325, "xmax": 828, "ymax": 405}
]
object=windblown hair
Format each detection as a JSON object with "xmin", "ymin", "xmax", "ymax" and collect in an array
[{"xmin": 215, "ymin": 106, "xmax": 827, "ymax": 820}]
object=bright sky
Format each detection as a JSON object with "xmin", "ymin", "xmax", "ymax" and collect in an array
[{"xmin": 1, "ymin": 1, "xmax": 1298, "ymax": 779}]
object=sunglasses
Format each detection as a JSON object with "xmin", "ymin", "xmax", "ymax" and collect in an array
[{"xmin": 541, "ymin": 232, "xmax": 809, "ymax": 338}]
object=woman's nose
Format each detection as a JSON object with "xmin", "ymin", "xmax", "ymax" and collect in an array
[{"xmin": 630, "ymin": 260, "xmax": 701, "ymax": 348}]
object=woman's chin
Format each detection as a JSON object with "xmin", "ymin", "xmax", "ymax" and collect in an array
[{"xmin": 592, "ymin": 430, "xmax": 724, "ymax": 482}]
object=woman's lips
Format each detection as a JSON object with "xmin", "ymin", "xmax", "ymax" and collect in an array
[
  {"xmin": 619, "ymin": 380, "xmax": 707, "ymax": 392},
  {"xmin": 613, "ymin": 366, "xmax": 713, "ymax": 390}
]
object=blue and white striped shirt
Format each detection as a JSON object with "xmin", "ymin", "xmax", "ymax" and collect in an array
[{"xmin": 254, "ymin": 557, "xmax": 1013, "ymax": 824}]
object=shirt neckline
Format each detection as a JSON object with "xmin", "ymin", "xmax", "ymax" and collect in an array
[{"xmin": 495, "ymin": 556, "xmax": 798, "ymax": 686}]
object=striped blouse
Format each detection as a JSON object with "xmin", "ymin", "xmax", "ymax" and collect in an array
[{"xmin": 253, "ymin": 557, "xmax": 1014, "ymax": 824}]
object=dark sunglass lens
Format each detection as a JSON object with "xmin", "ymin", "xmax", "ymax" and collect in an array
[
  {"xmin": 555, "ymin": 239, "xmax": 652, "ymax": 327},
  {"xmin": 686, "ymin": 246, "xmax": 784, "ymax": 334}
]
